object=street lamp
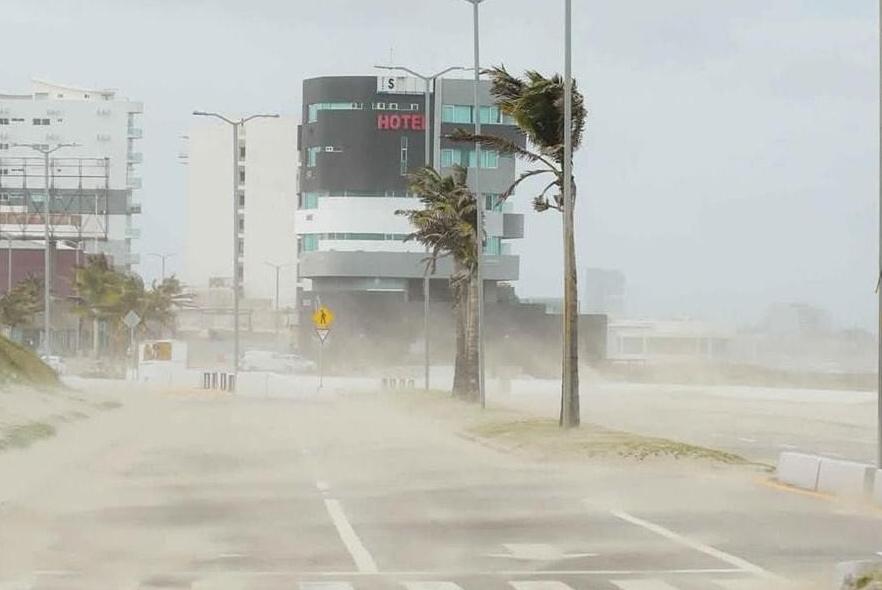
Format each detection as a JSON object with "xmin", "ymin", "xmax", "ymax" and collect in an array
[
  {"xmin": 192, "ymin": 111, "xmax": 279, "ymax": 376},
  {"xmin": 375, "ymin": 64, "xmax": 470, "ymax": 391},
  {"xmin": 266, "ymin": 261, "xmax": 294, "ymax": 348},
  {"xmin": 461, "ymin": 0, "xmax": 489, "ymax": 408},
  {"xmin": 12, "ymin": 142, "xmax": 78, "ymax": 356},
  {"xmin": 147, "ymin": 252, "xmax": 176, "ymax": 282}
]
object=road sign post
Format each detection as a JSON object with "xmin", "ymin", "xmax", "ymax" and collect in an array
[
  {"xmin": 312, "ymin": 306, "xmax": 334, "ymax": 390},
  {"xmin": 123, "ymin": 310, "xmax": 141, "ymax": 381}
]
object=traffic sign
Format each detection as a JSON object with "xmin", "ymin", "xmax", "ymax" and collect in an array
[
  {"xmin": 312, "ymin": 306, "xmax": 334, "ymax": 329},
  {"xmin": 123, "ymin": 310, "xmax": 141, "ymax": 329},
  {"xmin": 316, "ymin": 328, "xmax": 330, "ymax": 342}
]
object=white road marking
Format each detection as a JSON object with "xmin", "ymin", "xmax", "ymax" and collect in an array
[
  {"xmin": 403, "ymin": 583, "xmax": 464, "ymax": 590},
  {"xmin": 608, "ymin": 508, "xmax": 775, "ymax": 579},
  {"xmin": 162, "ymin": 568, "xmax": 745, "ymax": 578},
  {"xmin": 611, "ymin": 580, "xmax": 680, "ymax": 590},
  {"xmin": 778, "ymin": 444, "xmax": 798, "ymax": 450},
  {"xmin": 324, "ymin": 498, "xmax": 379, "ymax": 574},
  {"xmin": 487, "ymin": 543, "xmax": 597, "ymax": 561},
  {"xmin": 510, "ymin": 582, "xmax": 574, "ymax": 590},
  {"xmin": 713, "ymin": 579, "xmax": 766, "ymax": 590},
  {"xmin": 300, "ymin": 583, "xmax": 355, "ymax": 590},
  {"xmin": 737, "ymin": 437, "xmax": 757, "ymax": 444},
  {"xmin": 316, "ymin": 480, "xmax": 330, "ymax": 492}
]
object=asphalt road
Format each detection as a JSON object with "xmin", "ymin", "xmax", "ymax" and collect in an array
[{"xmin": 0, "ymin": 385, "xmax": 879, "ymax": 589}]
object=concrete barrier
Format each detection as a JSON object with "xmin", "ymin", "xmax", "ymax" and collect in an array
[
  {"xmin": 816, "ymin": 458, "xmax": 874, "ymax": 499},
  {"xmin": 776, "ymin": 452, "xmax": 821, "ymax": 491}
]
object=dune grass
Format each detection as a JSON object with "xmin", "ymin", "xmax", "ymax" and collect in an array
[{"xmin": 0, "ymin": 335, "xmax": 59, "ymax": 387}]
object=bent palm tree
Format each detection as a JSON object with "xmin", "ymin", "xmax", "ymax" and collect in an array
[
  {"xmin": 397, "ymin": 165, "xmax": 480, "ymax": 400},
  {"xmin": 451, "ymin": 66, "xmax": 587, "ymax": 427}
]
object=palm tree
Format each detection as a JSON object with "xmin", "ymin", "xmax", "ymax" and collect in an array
[
  {"xmin": 451, "ymin": 66, "xmax": 587, "ymax": 427},
  {"xmin": 397, "ymin": 165, "xmax": 480, "ymax": 400}
]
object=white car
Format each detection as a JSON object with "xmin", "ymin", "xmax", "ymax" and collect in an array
[{"xmin": 241, "ymin": 351, "xmax": 315, "ymax": 374}]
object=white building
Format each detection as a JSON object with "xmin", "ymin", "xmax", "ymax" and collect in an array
[
  {"xmin": 184, "ymin": 117, "xmax": 298, "ymax": 308},
  {"xmin": 0, "ymin": 79, "xmax": 143, "ymax": 269}
]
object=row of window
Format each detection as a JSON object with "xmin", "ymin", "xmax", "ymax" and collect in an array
[
  {"xmin": 440, "ymin": 148, "xmax": 500, "ymax": 169},
  {"xmin": 0, "ymin": 118, "xmax": 54, "ymax": 125},
  {"xmin": 298, "ymin": 234, "xmax": 504, "ymax": 255},
  {"xmin": 307, "ymin": 101, "xmax": 424, "ymax": 123},
  {"xmin": 298, "ymin": 192, "xmax": 505, "ymax": 212},
  {"xmin": 441, "ymin": 105, "xmax": 513, "ymax": 125}
]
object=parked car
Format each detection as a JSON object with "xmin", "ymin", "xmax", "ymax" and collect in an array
[{"xmin": 241, "ymin": 350, "xmax": 315, "ymax": 374}]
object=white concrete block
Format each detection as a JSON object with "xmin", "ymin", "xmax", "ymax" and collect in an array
[
  {"xmin": 776, "ymin": 452, "xmax": 821, "ymax": 491},
  {"xmin": 816, "ymin": 458, "xmax": 874, "ymax": 498}
]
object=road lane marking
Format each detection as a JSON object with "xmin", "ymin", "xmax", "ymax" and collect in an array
[
  {"xmin": 403, "ymin": 583, "xmax": 463, "ymax": 590},
  {"xmin": 510, "ymin": 582, "xmax": 574, "ymax": 590},
  {"xmin": 159, "ymin": 568, "xmax": 746, "ymax": 578},
  {"xmin": 713, "ymin": 579, "xmax": 766, "ymax": 590},
  {"xmin": 324, "ymin": 498, "xmax": 379, "ymax": 574},
  {"xmin": 737, "ymin": 437, "xmax": 757, "ymax": 443},
  {"xmin": 607, "ymin": 508, "xmax": 775, "ymax": 579},
  {"xmin": 611, "ymin": 581, "xmax": 680, "ymax": 590},
  {"xmin": 487, "ymin": 543, "xmax": 597, "ymax": 560},
  {"xmin": 301, "ymin": 583, "xmax": 355, "ymax": 590}
]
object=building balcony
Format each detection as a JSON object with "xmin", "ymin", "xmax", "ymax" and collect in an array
[
  {"xmin": 299, "ymin": 250, "xmax": 519, "ymax": 282},
  {"xmin": 129, "ymin": 202, "xmax": 142, "ymax": 214},
  {"xmin": 128, "ymin": 152, "xmax": 143, "ymax": 164},
  {"xmin": 502, "ymin": 213, "xmax": 524, "ymax": 239},
  {"xmin": 127, "ymin": 127, "xmax": 143, "ymax": 139}
]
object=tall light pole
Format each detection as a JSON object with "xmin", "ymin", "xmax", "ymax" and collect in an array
[
  {"xmin": 192, "ymin": 111, "xmax": 279, "ymax": 376},
  {"xmin": 375, "ymin": 64, "xmax": 470, "ymax": 391},
  {"xmin": 462, "ymin": 0, "xmax": 488, "ymax": 407},
  {"xmin": 147, "ymin": 252, "xmax": 175, "ymax": 282},
  {"xmin": 877, "ymin": 0, "xmax": 881, "ymax": 468},
  {"xmin": 12, "ymin": 142, "xmax": 77, "ymax": 355},
  {"xmin": 265, "ymin": 261, "xmax": 293, "ymax": 347}
]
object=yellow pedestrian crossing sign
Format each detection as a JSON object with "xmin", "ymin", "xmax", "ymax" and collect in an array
[{"xmin": 312, "ymin": 305, "xmax": 334, "ymax": 330}]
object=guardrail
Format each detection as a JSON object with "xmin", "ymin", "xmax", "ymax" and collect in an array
[{"xmin": 776, "ymin": 452, "xmax": 880, "ymax": 503}]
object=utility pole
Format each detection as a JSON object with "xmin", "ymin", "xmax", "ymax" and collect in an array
[
  {"xmin": 12, "ymin": 143, "xmax": 77, "ymax": 356},
  {"xmin": 877, "ymin": 0, "xmax": 881, "ymax": 468},
  {"xmin": 463, "ymin": 0, "xmax": 488, "ymax": 408},
  {"xmin": 147, "ymin": 252, "xmax": 175, "ymax": 281},
  {"xmin": 192, "ymin": 111, "xmax": 279, "ymax": 376},
  {"xmin": 375, "ymin": 64, "xmax": 470, "ymax": 391}
]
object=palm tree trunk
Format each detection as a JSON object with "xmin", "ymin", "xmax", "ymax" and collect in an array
[
  {"xmin": 451, "ymin": 264, "xmax": 469, "ymax": 398},
  {"xmin": 464, "ymin": 269, "xmax": 480, "ymax": 402},
  {"xmin": 560, "ymin": 181, "xmax": 580, "ymax": 428}
]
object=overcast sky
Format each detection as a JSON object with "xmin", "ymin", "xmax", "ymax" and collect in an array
[{"xmin": 2, "ymin": 0, "xmax": 877, "ymax": 330}]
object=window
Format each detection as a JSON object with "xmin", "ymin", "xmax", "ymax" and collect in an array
[
  {"xmin": 32, "ymin": 118, "xmax": 50, "ymax": 126},
  {"xmin": 410, "ymin": 104, "xmax": 420, "ymax": 111},
  {"xmin": 485, "ymin": 194, "xmax": 503, "ymax": 212},
  {"xmin": 0, "ymin": 193, "xmax": 9, "ymax": 202},
  {"xmin": 388, "ymin": 103, "xmax": 399, "ymax": 110},
  {"xmin": 0, "ymin": 143, "xmax": 8, "ymax": 150},
  {"xmin": 400, "ymin": 136, "xmax": 408, "ymax": 176},
  {"xmin": 485, "ymin": 237, "xmax": 502, "ymax": 255},
  {"xmin": 238, "ymin": 167, "xmax": 245, "ymax": 183},
  {"xmin": 442, "ymin": 105, "xmax": 473, "ymax": 124},
  {"xmin": 307, "ymin": 146, "xmax": 321, "ymax": 167},
  {"xmin": 239, "ymin": 145, "xmax": 246, "ymax": 160},
  {"xmin": 238, "ymin": 191, "xmax": 245, "ymax": 208},
  {"xmin": 372, "ymin": 102, "xmax": 386, "ymax": 110},
  {"xmin": 480, "ymin": 106, "xmax": 502, "ymax": 124},
  {"xmin": 0, "ymin": 169, "xmax": 8, "ymax": 176},
  {"xmin": 0, "ymin": 119, "xmax": 8, "ymax": 125},
  {"xmin": 467, "ymin": 149, "xmax": 499, "ymax": 169},
  {"xmin": 237, "ymin": 238, "xmax": 245, "ymax": 255},
  {"xmin": 238, "ymin": 217, "xmax": 245, "ymax": 232},
  {"xmin": 302, "ymin": 234, "xmax": 319, "ymax": 252},
  {"xmin": 308, "ymin": 102, "xmax": 364, "ymax": 123},
  {"xmin": 440, "ymin": 149, "xmax": 462, "ymax": 168},
  {"xmin": 300, "ymin": 192, "xmax": 320, "ymax": 209}
]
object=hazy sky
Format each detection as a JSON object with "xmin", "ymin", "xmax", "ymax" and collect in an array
[{"xmin": 2, "ymin": 0, "xmax": 877, "ymax": 330}]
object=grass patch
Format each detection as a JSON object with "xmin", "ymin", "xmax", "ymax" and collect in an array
[
  {"xmin": 848, "ymin": 570, "xmax": 882, "ymax": 589},
  {"xmin": 467, "ymin": 418, "xmax": 748, "ymax": 464},
  {"xmin": 0, "ymin": 335, "xmax": 59, "ymax": 387},
  {"xmin": 0, "ymin": 421, "xmax": 56, "ymax": 450}
]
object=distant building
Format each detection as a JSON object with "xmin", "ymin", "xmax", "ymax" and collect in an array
[
  {"xmin": 582, "ymin": 268, "xmax": 625, "ymax": 316},
  {"xmin": 183, "ymin": 117, "xmax": 298, "ymax": 308},
  {"xmin": 607, "ymin": 319, "xmax": 732, "ymax": 362},
  {"xmin": 0, "ymin": 79, "xmax": 144, "ymax": 273},
  {"xmin": 762, "ymin": 302, "xmax": 831, "ymax": 335}
]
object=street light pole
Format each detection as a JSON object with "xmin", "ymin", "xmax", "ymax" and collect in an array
[
  {"xmin": 375, "ymin": 65, "xmax": 470, "ymax": 391},
  {"xmin": 877, "ymin": 0, "xmax": 881, "ymax": 468},
  {"xmin": 463, "ymin": 0, "xmax": 488, "ymax": 408},
  {"xmin": 12, "ymin": 143, "xmax": 77, "ymax": 356},
  {"xmin": 193, "ymin": 111, "xmax": 279, "ymax": 377}
]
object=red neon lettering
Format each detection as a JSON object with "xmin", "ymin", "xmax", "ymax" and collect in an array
[
  {"xmin": 389, "ymin": 115, "xmax": 401, "ymax": 130},
  {"xmin": 413, "ymin": 115, "xmax": 424, "ymax": 130},
  {"xmin": 377, "ymin": 114, "xmax": 390, "ymax": 129}
]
